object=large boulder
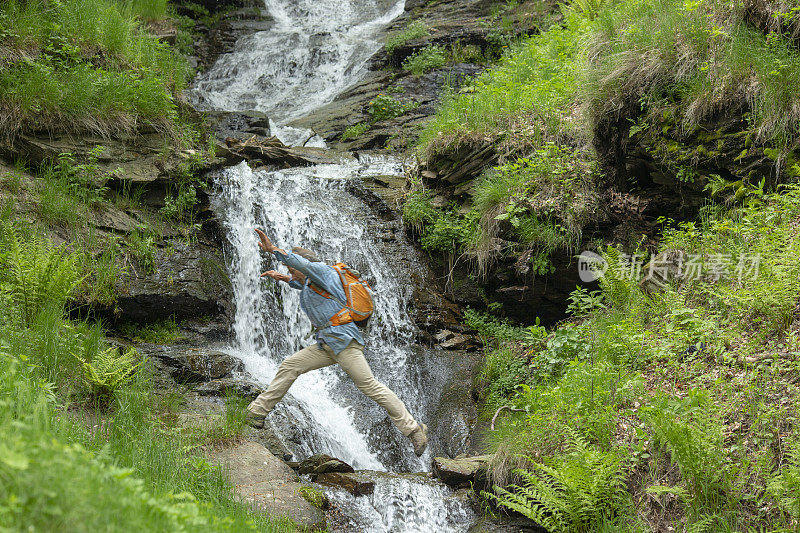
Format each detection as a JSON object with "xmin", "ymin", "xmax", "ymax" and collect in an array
[{"xmin": 113, "ymin": 240, "xmax": 233, "ymax": 323}]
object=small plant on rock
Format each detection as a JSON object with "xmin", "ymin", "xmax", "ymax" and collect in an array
[
  {"xmin": 367, "ymin": 94, "xmax": 416, "ymax": 122},
  {"xmin": 402, "ymin": 45, "xmax": 447, "ymax": 76}
]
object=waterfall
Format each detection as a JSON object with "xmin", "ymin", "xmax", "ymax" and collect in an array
[
  {"xmin": 191, "ymin": 0, "xmax": 405, "ymax": 123},
  {"xmin": 195, "ymin": 0, "xmax": 477, "ymax": 529}
]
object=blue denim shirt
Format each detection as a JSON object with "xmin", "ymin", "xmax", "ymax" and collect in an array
[{"xmin": 274, "ymin": 250, "xmax": 364, "ymax": 354}]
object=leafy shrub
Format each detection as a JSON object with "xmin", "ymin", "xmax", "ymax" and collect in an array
[
  {"xmin": 341, "ymin": 122, "xmax": 370, "ymax": 141},
  {"xmin": 161, "ymin": 184, "xmax": 198, "ymax": 221},
  {"xmin": 640, "ymin": 393, "xmax": 728, "ymax": 512},
  {"xmin": 367, "ymin": 94, "xmax": 416, "ymax": 122},
  {"xmin": 385, "ymin": 20, "xmax": 429, "ymax": 53},
  {"xmin": 74, "ymin": 345, "xmax": 145, "ymax": 401},
  {"xmin": 401, "ymin": 189, "xmax": 478, "ymax": 254},
  {"xmin": 402, "ymin": 45, "xmax": 447, "ymax": 76},
  {"xmin": 487, "ymin": 431, "xmax": 627, "ymax": 532},
  {"xmin": 479, "ymin": 346, "xmax": 530, "ymax": 408},
  {"xmin": 464, "ymin": 307, "xmax": 532, "ymax": 344},
  {"xmin": 0, "ymin": 222, "xmax": 81, "ymax": 325}
]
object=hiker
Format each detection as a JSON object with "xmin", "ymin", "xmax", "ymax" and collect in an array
[{"xmin": 245, "ymin": 228, "xmax": 429, "ymax": 456}]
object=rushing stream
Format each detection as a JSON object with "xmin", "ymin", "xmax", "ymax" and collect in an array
[{"xmin": 194, "ymin": 0, "xmax": 476, "ymax": 530}]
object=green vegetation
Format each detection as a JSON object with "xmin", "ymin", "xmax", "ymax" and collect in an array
[
  {"xmin": 0, "ymin": 0, "xmax": 190, "ymax": 140},
  {"xmin": 584, "ymin": 0, "xmax": 800, "ymax": 153},
  {"xmin": 0, "ymin": 221, "xmax": 294, "ymax": 531},
  {"xmin": 385, "ymin": 20, "xmax": 430, "ymax": 54},
  {"xmin": 119, "ymin": 317, "xmax": 182, "ymax": 344},
  {"xmin": 341, "ymin": 122, "xmax": 370, "ymax": 142},
  {"xmin": 367, "ymin": 93, "xmax": 417, "ymax": 122},
  {"xmin": 474, "ymin": 185, "xmax": 800, "ymax": 530},
  {"xmin": 402, "ymin": 44, "xmax": 447, "ymax": 76}
]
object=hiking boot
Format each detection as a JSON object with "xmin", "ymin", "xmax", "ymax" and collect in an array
[
  {"xmin": 409, "ymin": 422, "xmax": 428, "ymax": 457},
  {"xmin": 245, "ymin": 411, "xmax": 265, "ymax": 429}
]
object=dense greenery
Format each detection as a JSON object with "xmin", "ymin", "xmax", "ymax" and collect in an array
[
  {"xmin": 409, "ymin": 0, "xmax": 800, "ymax": 529},
  {"xmin": 0, "ymin": 220, "xmax": 293, "ymax": 531},
  {"xmin": 472, "ymin": 186, "xmax": 800, "ymax": 530},
  {"xmin": 0, "ymin": 0, "xmax": 190, "ymax": 140}
]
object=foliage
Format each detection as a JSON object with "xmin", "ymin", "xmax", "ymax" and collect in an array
[
  {"xmin": 487, "ymin": 432, "xmax": 627, "ymax": 533},
  {"xmin": 341, "ymin": 122, "xmax": 370, "ymax": 142},
  {"xmin": 582, "ymin": 0, "xmax": 800, "ymax": 153},
  {"xmin": 367, "ymin": 94, "xmax": 417, "ymax": 122},
  {"xmin": 161, "ymin": 184, "xmax": 198, "ymax": 221},
  {"xmin": 470, "ymin": 146, "xmax": 599, "ymax": 274},
  {"xmin": 0, "ymin": 0, "xmax": 190, "ymax": 139},
  {"xmin": 0, "ymin": 227, "xmax": 295, "ymax": 532},
  {"xmin": 128, "ymin": 225, "xmax": 158, "ymax": 274},
  {"xmin": 566, "ymin": 286, "xmax": 606, "ymax": 317},
  {"xmin": 0, "ymin": 221, "xmax": 81, "ymax": 325},
  {"xmin": 479, "ymin": 346, "xmax": 530, "ymax": 408},
  {"xmin": 119, "ymin": 317, "xmax": 182, "ymax": 344},
  {"xmin": 74, "ymin": 345, "xmax": 145, "ymax": 401},
  {"xmin": 385, "ymin": 20, "xmax": 430, "ymax": 53},
  {"xmin": 401, "ymin": 189, "xmax": 478, "ymax": 254},
  {"xmin": 417, "ymin": 12, "xmax": 584, "ymax": 155},
  {"xmin": 402, "ymin": 44, "xmax": 447, "ymax": 76}
]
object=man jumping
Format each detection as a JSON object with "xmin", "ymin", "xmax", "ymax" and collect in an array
[{"xmin": 245, "ymin": 228, "xmax": 429, "ymax": 456}]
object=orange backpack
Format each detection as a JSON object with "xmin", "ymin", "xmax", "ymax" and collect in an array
[{"xmin": 309, "ymin": 263, "xmax": 374, "ymax": 327}]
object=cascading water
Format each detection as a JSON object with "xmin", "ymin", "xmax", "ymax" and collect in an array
[
  {"xmin": 195, "ymin": 0, "xmax": 477, "ymax": 529},
  {"xmin": 213, "ymin": 160, "xmax": 474, "ymax": 530},
  {"xmin": 191, "ymin": 0, "xmax": 405, "ymax": 124}
]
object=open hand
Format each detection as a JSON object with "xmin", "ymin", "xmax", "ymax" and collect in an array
[
  {"xmin": 261, "ymin": 270, "xmax": 290, "ymax": 282},
  {"xmin": 254, "ymin": 228, "xmax": 276, "ymax": 252}
]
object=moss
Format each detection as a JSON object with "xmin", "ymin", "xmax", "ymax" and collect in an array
[
  {"xmin": 199, "ymin": 255, "xmax": 232, "ymax": 294},
  {"xmin": 298, "ymin": 486, "xmax": 328, "ymax": 510}
]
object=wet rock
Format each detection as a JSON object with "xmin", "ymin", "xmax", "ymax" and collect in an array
[
  {"xmin": 298, "ymin": 454, "xmax": 355, "ymax": 478},
  {"xmin": 224, "ymin": 136, "xmax": 336, "ymax": 168},
  {"xmin": 433, "ymin": 455, "xmax": 493, "ymax": 489},
  {"xmin": 209, "ymin": 441, "xmax": 325, "ymax": 530},
  {"xmin": 315, "ymin": 471, "xmax": 376, "ymax": 497},
  {"xmin": 193, "ymin": 377, "xmax": 262, "ymax": 399},
  {"xmin": 113, "ymin": 241, "xmax": 233, "ymax": 324},
  {"xmin": 205, "ymin": 111, "xmax": 272, "ymax": 141},
  {"xmin": 149, "ymin": 346, "xmax": 242, "ymax": 382},
  {"xmin": 440, "ymin": 333, "xmax": 471, "ymax": 350}
]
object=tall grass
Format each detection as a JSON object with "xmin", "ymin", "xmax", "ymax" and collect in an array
[
  {"xmin": 0, "ymin": 0, "xmax": 188, "ymax": 139},
  {"xmin": 582, "ymin": 0, "xmax": 800, "ymax": 151},
  {"xmin": 417, "ymin": 13, "xmax": 586, "ymax": 156}
]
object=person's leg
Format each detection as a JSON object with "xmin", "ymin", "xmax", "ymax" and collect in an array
[
  {"xmin": 333, "ymin": 341, "xmax": 419, "ymax": 437},
  {"xmin": 247, "ymin": 343, "xmax": 335, "ymax": 417}
]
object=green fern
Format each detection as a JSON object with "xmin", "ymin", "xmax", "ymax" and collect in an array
[
  {"xmin": 767, "ymin": 443, "xmax": 800, "ymax": 521},
  {"xmin": 0, "ymin": 222, "xmax": 81, "ymax": 325},
  {"xmin": 486, "ymin": 430, "xmax": 627, "ymax": 532},
  {"xmin": 74, "ymin": 346, "xmax": 145, "ymax": 400}
]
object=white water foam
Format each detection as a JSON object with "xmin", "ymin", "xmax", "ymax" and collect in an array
[{"xmin": 192, "ymin": 0, "xmax": 405, "ymax": 124}]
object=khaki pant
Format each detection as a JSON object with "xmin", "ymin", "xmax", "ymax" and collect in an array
[{"xmin": 247, "ymin": 340, "xmax": 419, "ymax": 437}]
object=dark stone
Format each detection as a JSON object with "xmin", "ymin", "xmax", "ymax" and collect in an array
[
  {"xmin": 315, "ymin": 472, "xmax": 376, "ymax": 497},
  {"xmin": 297, "ymin": 454, "xmax": 355, "ymax": 477},
  {"xmin": 112, "ymin": 241, "xmax": 233, "ymax": 324},
  {"xmin": 147, "ymin": 346, "xmax": 242, "ymax": 382}
]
